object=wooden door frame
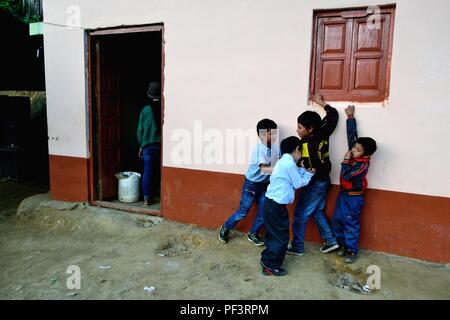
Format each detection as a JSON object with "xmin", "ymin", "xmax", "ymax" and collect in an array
[{"xmin": 86, "ymin": 23, "xmax": 165, "ymax": 216}]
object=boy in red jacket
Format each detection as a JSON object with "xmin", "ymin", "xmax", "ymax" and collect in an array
[{"xmin": 331, "ymin": 105, "xmax": 377, "ymax": 263}]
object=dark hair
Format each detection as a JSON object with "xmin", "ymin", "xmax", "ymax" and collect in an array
[
  {"xmin": 297, "ymin": 111, "xmax": 321, "ymax": 133},
  {"xmin": 356, "ymin": 137, "xmax": 377, "ymax": 156},
  {"xmin": 281, "ymin": 136, "xmax": 301, "ymax": 155},
  {"xmin": 256, "ymin": 118, "xmax": 278, "ymax": 134}
]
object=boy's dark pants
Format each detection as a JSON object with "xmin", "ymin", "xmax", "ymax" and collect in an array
[
  {"xmin": 331, "ymin": 192, "xmax": 364, "ymax": 253},
  {"xmin": 260, "ymin": 197, "xmax": 289, "ymax": 270}
]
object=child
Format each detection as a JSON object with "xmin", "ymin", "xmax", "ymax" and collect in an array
[
  {"xmin": 290, "ymin": 94, "xmax": 339, "ymax": 255},
  {"xmin": 331, "ymin": 105, "xmax": 377, "ymax": 263},
  {"xmin": 219, "ymin": 119, "xmax": 279, "ymax": 246},
  {"xmin": 260, "ymin": 136, "xmax": 315, "ymax": 276}
]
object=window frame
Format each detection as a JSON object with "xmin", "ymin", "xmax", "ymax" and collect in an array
[{"xmin": 309, "ymin": 5, "xmax": 396, "ymax": 103}]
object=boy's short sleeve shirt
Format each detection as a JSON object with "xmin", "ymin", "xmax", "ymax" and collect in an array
[{"xmin": 245, "ymin": 143, "xmax": 278, "ymax": 183}]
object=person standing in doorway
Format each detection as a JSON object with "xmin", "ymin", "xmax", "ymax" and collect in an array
[{"xmin": 137, "ymin": 82, "xmax": 161, "ymax": 206}]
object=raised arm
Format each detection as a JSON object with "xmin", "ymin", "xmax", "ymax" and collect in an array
[
  {"xmin": 313, "ymin": 94, "xmax": 338, "ymax": 138},
  {"xmin": 345, "ymin": 105, "xmax": 358, "ymax": 149}
]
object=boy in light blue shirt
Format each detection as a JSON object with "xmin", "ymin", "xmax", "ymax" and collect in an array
[
  {"xmin": 260, "ymin": 136, "xmax": 315, "ymax": 276},
  {"xmin": 219, "ymin": 119, "xmax": 280, "ymax": 246}
]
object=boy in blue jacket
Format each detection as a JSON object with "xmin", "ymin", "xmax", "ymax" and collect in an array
[
  {"xmin": 331, "ymin": 105, "xmax": 377, "ymax": 263},
  {"xmin": 260, "ymin": 136, "xmax": 315, "ymax": 276}
]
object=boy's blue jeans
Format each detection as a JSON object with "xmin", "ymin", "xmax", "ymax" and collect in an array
[
  {"xmin": 142, "ymin": 143, "xmax": 161, "ymax": 200},
  {"xmin": 261, "ymin": 197, "xmax": 289, "ymax": 270},
  {"xmin": 331, "ymin": 192, "xmax": 364, "ymax": 253},
  {"xmin": 291, "ymin": 177, "xmax": 337, "ymax": 252},
  {"xmin": 224, "ymin": 178, "xmax": 268, "ymax": 234}
]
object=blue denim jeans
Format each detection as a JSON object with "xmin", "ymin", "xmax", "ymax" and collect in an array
[
  {"xmin": 224, "ymin": 178, "xmax": 268, "ymax": 234},
  {"xmin": 142, "ymin": 143, "xmax": 161, "ymax": 200},
  {"xmin": 260, "ymin": 197, "xmax": 290, "ymax": 269},
  {"xmin": 331, "ymin": 192, "xmax": 364, "ymax": 253},
  {"xmin": 291, "ymin": 177, "xmax": 337, "ymax": 252}
]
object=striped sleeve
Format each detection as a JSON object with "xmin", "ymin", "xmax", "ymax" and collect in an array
[{"xmin": 341, "ymin": 161, "xmax": 369, "ymax": 180}]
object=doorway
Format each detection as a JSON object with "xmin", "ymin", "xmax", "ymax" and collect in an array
[{"xmin": 88, "ymin": 25, "xmax": 164, "ymax": 215}]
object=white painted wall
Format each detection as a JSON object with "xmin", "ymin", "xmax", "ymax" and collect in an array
[
  {"xmin": 43, "ymin": 0, "xmax": 450, "ymax": 197},
  {"xmin": 43, "ymin": 24, "xmax": 87, "ymax": 158}
]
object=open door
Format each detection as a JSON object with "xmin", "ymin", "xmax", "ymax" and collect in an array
[
  {"xmin": 94, "ymin": 38, "xmax": 121, "ymax": 200},
  {"xmin": 89, "ymin": 25, "xmax": 164, "ymax": 215}
]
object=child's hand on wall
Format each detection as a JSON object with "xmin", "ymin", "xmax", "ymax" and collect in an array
[
  {"xmin": 345, "ymin": 105, "xmax": 355, "ymax": 116},
  {"xmin": 313, "ymin": 93, "xmax": 326, "ymax": 107}
]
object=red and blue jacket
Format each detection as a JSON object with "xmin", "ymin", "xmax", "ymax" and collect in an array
[{"xmin": 340, "ymin": 116, "xmax": 370, "ymax": 195}]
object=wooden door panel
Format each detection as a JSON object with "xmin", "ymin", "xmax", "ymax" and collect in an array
[{"xmin": 95, "ymin": 39, "xmax": 121, "ymax": 200}]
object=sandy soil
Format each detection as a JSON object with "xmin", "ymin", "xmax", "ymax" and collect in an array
[{"xmin": 0, "ymin": 182, "xmax": 449, "ymax": 300}]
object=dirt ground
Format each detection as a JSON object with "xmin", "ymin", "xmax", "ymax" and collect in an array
[{"xmin": 0, "ymin": 181, "xmax": 449, "ymax": 300}]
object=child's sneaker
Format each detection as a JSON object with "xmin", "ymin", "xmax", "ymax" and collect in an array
[
  {"xmin": 218, "ymin": 225, "xmax": 230, "ymax": 243},
  {"xmin": 320, "ymin": 243, "xmax": 339, "ymax": 253},
  {"xmin": 286, "ymin": 247, "xmax": 304, "ymax": 256},
  {"xmin": 337, "ymin": 245, "xmax": 346, "ymax": 257},
  {"xmin": 344, "ymin": 251, "xmax": 358, "ymax": 263},
  {"xmin": 247, "ymin": 233, "xmax": 264, "ymax": 246},
  {"xmin": 261, "ymin": 266, "xmax": 287, "ymax": 276},
  {"xmin": 319, "ymin": 242, "xmax": 339, "ymax": 253}
]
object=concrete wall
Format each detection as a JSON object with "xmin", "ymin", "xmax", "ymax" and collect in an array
[{"xmin": 43, "ymin": 0, "xmax": 450, "ymax": 198}]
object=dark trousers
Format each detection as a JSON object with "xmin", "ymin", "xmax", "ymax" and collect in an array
[
  {"xmin": 260, "ymin": 197, "xmax": 290, "ymax": 270},
  {"xmin": 142, "ymin": 143, "xmax": 161, "ymax": 200},
  {"xmin": 331, "ymin": 192, "xmax": 364, "ymax": 253}
]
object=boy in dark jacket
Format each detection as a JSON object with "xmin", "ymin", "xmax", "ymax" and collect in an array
[
  {"xmin": 289, "ymin": 94, "xmax": 339, "ymax": 255},
  {"xmin": 331, "ymin": 105, "xmax": 377, "ymax": 263}
]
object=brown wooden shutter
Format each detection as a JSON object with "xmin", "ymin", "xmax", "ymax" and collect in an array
[
  {"xmin": 310, "ymin": 6, "xmax": 395, "ymax": 102},
  {"xmin": 315, "ymin": 17, "xmax": 352, "ymax": 94}
]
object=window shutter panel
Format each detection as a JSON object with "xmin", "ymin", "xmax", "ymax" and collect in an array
[
  {"xmin": 310, "ymin": 6, "xmax": 395, "ymax": 102},
  {"xmin": 348, "ymin": 13, "xmax": 392, "ymax": 100},
  {"xmin": 315, "ymin": 17, "xmax": 352, "ymax": 95}
]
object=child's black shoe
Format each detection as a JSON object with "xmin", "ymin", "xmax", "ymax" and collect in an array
[
  {"xmin": 344, "ymin": 251, "xmax": 358, "ymax": 263},
  {"xmin": 262, "ymin": 266, "xmax": 287, "ymax": 276},
  {"xmin": 218, "ymin": 225, "xmax": 230, "ymax": 243},
  {"xmin": 319, "ymin": 242, "xmax": 339, "ymax": 253},
  {"xmin": 286, "ymin": 247, "xmax": 304, "ymax": 256},
  {"xmin": 247, "ymin": 233, "xmax": 264, "ymax": 246}
]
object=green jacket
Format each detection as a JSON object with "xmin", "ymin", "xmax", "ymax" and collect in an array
[{"xmin": 137, "ymin": 105, "xmax": 161, "ymax": 148}]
